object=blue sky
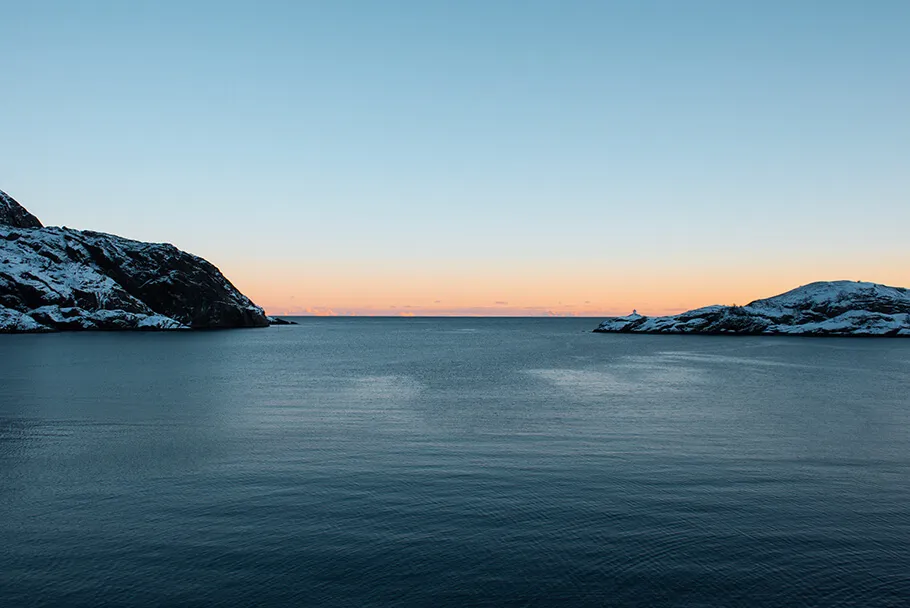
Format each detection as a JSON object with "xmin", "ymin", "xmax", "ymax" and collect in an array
[{"xmin": 3, "ymin": 1, "xmax": 908, "ymax": 314}]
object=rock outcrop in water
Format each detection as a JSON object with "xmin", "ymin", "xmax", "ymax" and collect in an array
[
  {"xmin": 595, "ymin": 281, "xmax": 910, "ymax": 337},
  {"xmin": 0, "ymin": 189, "xmax": 269, "ymax": 333},
  {"xmin": 267, "ymin": 316, "xmax": 297, "ymax": 325}
]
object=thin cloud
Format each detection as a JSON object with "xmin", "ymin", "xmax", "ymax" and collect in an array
[
  {"xmin": 545, "ymin": 310, "xmax": 578, "ymax": 317},
  {"xmin": 301, "ymin": 307, "xmax": 338, "ymax": 317}
]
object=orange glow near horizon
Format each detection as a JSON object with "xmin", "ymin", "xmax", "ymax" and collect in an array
[{"xmin": 222, "ymin": 254, "xmax": 910, "ymax": 318}]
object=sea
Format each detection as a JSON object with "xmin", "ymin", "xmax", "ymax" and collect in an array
[{"xmin": 1, "ymin": 318, "xmax": 908, "ymax": 607}]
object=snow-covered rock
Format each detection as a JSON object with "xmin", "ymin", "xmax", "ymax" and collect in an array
[
  {"xmin": 594, "ymin": 281, "xmax": 910, "ymax": 337},
  {"xmin": 0, "ymin": 305, "xmax": 49, "ymax": 332},
  {"xmin": 0, "ymin": 189, "xmax": 269, "ymax": 333}
]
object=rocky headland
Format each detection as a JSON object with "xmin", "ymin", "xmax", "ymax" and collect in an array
[
  {"xmin": 595, "ymin": 281, "xmax": 910, "ymax": 337},
  {"xmin": 1, "ymin": 189, "xmax": 271, "ymax": 333}
]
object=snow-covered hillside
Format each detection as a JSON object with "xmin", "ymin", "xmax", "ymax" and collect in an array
[
  {"xmin": 595, "ymin": 281, "xmax": 910, "ymax": 337},
  {"xmin": 0, "ymin": 189, "xmax": 269, "ymax": 333}
]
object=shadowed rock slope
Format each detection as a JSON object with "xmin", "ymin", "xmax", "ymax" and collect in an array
[
  {"xmin": 0, "ymin": 189, "xmax": 269, "ymax": 332},
  {"xmin": 595, "ymin": 281, "xmax": 910, "ymax": 337},
  {"xmin": 0, "ymin": 190, "xmax": 42, "ymax": 229}
]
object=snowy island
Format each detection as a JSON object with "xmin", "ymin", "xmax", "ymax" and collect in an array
[
  {"xmin": 1, "ymin": 188, "xmax": 271, "ymax": 333},
  {"xmin": 594, "ymin": 281, "xmax": 910, "ymax": 337}
]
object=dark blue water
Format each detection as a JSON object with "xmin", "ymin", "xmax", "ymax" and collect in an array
[{"xmin": 1, "ymin": 318, "xmax": 909, "ymax": 607}]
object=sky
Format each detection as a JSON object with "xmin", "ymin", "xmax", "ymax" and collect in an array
[{"xmin": 2, "ymin": 1, "xmax": 908, "ymax": 316}]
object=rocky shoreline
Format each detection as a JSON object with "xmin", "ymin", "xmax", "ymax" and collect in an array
[{"xmin": 594, "ymin": 281, "xmax": 910, "ymax": 337}]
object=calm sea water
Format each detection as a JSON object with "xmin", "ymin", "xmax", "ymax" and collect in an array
[{"xmin": 1, "ymin": 318, "xmax": 909, "ymax": 607}]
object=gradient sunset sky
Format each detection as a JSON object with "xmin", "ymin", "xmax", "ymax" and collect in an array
[{"xmin": 4, "ymin": 1, "xmax": 908, "ymax": 316}]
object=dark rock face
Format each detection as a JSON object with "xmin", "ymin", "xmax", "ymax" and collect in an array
[
  {"xmin": 594, "ymin": 281, "xmax": 910, "ymax": 337},
  {"xmin": 0, "ymin": 190, "xmax": 42, "ymax": 229},
  {"xmin": 0, "ymin": 189, "xmax": 269, "ymax": 333}
]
